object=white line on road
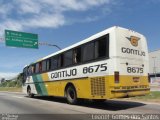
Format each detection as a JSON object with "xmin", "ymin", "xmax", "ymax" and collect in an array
[
  {"xmin": 11, "ymin": 96, "xmax": 24, "ymax": 99},
  {"xmin": 1, "ymin": 91, "xmax": 23, "ymax": 94}
]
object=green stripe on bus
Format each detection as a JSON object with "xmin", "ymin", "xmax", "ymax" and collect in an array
[
  {"xmin": 37, "ymin": 75, "xmax": 48, "ymax": 96},
  {"xmin": 32, "ymin": 75, "xmax": 43, "ymax": 95}
]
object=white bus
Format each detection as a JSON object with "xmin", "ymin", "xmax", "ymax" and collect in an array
[{"xmin": 22, "ymin": 26, "xmax": 150, "ymax": 104}]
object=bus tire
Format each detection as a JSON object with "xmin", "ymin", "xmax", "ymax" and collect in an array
[
  {"xmin": 27, "ymin": 86, "xmax": 34, "ymax": 98},
  {"xmin": 66, "ymin": 85, "xmax": 77, "ymax": 104}
]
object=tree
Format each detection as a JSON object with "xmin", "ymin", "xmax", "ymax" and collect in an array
[{"xmin": 0, "ymin": 73, "xmax": 23, "ymax": 88}]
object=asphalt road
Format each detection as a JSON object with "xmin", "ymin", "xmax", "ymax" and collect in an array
[{"xmin": 0, "ymin": 92, "xmax": 160, "ymax": 120}]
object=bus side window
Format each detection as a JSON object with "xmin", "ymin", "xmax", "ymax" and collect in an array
[
  {"xmin": 23, "ymin": 67, "xmax": 27, "ymax": 80},
  {"xmin": 42, "ymin": 60, "xmax": 46, "ymax": 72},
  {"xmin": 51, "ymin": 56, "xmax": 58, "ymax": 70},
  {"xmin": 39, "ymin": 62, "xmax": 42, "ymax": 73},
  {"xmin": 64, "ymin": 50, "xmax": 73, "ymax": 67},
  {"xmin": 35, "ymin": 63, "xmax": 39, "ymax": 73},
  {"xmin": 46, "ymin": 58, "xmax": 51, "ymax": 71},
  {"xmin": 28, "ymin": 66, "xmax": 32, "ymax": 76},
  {"xmin": 60, "ymin": 54, "xmax": 64, "ymax": 67},
  {"xmin": 73, "ymin": 47, "xmax": 81, "ymax": 64},
  {"xmin": 95, "ymin": 36, "xmax": 107, "ymax": 58},
  {"xmin": 32, "ymin": 65, "xmax": 35, "ymax": 74},
  {"xmin": 82, "ymin": 42, "xmax": 94, "ymax": 62},
  {"xmin": 57, "ymin": 55, "xmax": 61, "ymax": 68}
]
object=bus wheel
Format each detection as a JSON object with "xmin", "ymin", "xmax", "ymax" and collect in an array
[
  {"xmin": 27, "ymin": 87, "xmax": 34, "ymax": 98},
  {"xmin": 66, "ymin": 85, "xmax": 77, "ymax": 104}
]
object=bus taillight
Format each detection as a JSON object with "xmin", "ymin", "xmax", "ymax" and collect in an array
[
  {"xmin": 148, "ymin": 73, "xmax": 151, "ymax": 83},
  {"xmin": 114, "ymin": 71, "xmax": 119, "ymax": 83}
]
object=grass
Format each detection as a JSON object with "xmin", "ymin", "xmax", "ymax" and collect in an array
[
  {"xmin": 124, "ymin": 91, "xmax": 160, "ymax": 103},
  {"xmin": 0, "ymin": 87, "xmax": 22, "ymax": 92},
  {"xmin": 135, "ymin": 91, "xmax": 160, "ymax": 99}
]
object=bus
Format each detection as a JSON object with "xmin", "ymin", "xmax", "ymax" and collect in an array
[{"xmin": 22, "ymin": 26, "xmax": 150, "ymax": 104}]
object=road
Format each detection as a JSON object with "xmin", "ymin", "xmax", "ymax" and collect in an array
[{"xmin": 0, "ymin": 92, "xmax": 160, "ymax": 120}]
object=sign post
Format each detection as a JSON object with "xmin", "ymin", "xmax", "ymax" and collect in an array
[{"xmin": 5, "ymin": 30, "xmax": 38, "ymax": 49}]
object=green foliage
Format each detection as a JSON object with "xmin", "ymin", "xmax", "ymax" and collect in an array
[
  {"xmin": 133, "ymin": 91, "xmax": 160, "ymax": 100},
  {"xmin": 0, "ymin": 81, "xmax": 8, "ymax": 87},
  {"xmin": 0, "ymin": 87, "xmax": 22, "ymax": 92},
  {"xmin": 0, "ymin": 73, "xmax": 23, "ymax": 88}
]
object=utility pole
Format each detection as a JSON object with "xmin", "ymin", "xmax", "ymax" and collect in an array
[
  {"xmin": 0, "ymin": 37, "xmax": 4, "ymax": 43},
  {"xmin": 152, "ymin": 56, "xmax": 157, "ymax": 80}
]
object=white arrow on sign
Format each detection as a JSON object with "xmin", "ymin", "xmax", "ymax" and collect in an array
[{"xmin": 34, "ymin": 42, "xmax": 38, "ymax": 45}]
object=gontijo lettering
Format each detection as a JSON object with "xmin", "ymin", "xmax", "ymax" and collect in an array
[
  {"xmin": 121, "ymin": 47, "xmax": 146, "ymax": 56},
  {"xmin": 51, "ymin": 69, "xmax": 77, "ymax": 79}
]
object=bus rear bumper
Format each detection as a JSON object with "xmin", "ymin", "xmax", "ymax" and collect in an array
[{"xmin": 110, "ymin": 88, "xmax": 150, "ymax": 98}]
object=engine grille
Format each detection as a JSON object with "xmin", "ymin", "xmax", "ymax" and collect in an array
[{"xmin": 91, "ymin": 77, "xmax": 106, "ymax": 96}]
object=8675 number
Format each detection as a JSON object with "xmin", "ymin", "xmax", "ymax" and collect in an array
[
  {"xmin": 127, "ymin": 67, "xmax": 143, "ymax": 73},
  {"xmin": 83, "ymin": 63, "xmax": 107, "ymax": 74}
]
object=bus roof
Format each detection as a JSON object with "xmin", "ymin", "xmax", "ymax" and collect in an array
[{"xmin": 29, "ymin": 26, "xmax": 141, "ymax": 65}]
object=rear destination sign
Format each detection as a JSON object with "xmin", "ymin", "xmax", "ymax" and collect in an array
[{"xmin": 5, "ymin": 30, "xmax": 38, "ymax": 49}]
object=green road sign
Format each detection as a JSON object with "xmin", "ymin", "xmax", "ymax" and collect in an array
[{"xmin": 5, "ymin": 30, "xmax": 38, "ymax": 49}]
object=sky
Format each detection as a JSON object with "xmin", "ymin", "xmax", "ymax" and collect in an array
[{"xmin": 0, "ymin": 0, "xmax": 160, "ymax": 79}]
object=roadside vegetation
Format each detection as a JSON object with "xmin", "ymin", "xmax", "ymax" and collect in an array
[
  {"xmin": 124, "ymin": 91, "xmax": 160, "ymax": 103},
  {"xmin": 0, "ymin": 87, "xmax": 22, "ymax": 92},
  {"xmin": 0, "ymin": 73, "xmax": 23, "ymax": 92}
]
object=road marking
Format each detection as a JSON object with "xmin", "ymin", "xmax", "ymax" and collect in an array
[
  {"xmin": 0, "ymin": 91, "xmax": 25, "ymax": 95},
  {"xmin": 11, "ymin": 96, "xmax": 23, "ymax": 99}
]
